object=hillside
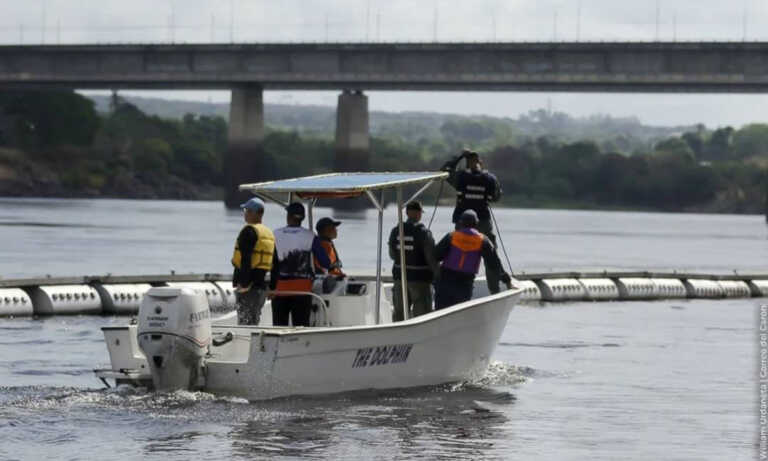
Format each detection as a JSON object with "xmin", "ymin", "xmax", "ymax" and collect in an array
[{"xmin": 86, "ymin": 94, "xmax": 691, "ymax": 147}]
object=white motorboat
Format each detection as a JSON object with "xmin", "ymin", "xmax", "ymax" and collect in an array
[{"xmin": 94, "ymin": 172, "xmax": 522, "ymax": 400}]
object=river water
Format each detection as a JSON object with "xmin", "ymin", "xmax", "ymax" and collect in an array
[{"xmin": 0, "ymin": 198, "xmax": 765, "ymax": 460}]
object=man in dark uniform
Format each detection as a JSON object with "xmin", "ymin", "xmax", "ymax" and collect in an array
[
  {"xmin": 441, "ymin": 149, "xmax": 504, "ymax": 294},
  {"xmin": 434, "ymin": 210, "xmax": 512, "ymax": 310},
  {"xmin": 231, "ymin": 197, "xmax": 275, "ymax": 325},
  {"xmin": 388, "ymin": 200, "xmax": 439, "ymax": 321}
]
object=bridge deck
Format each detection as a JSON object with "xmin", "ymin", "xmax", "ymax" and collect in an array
[{"xmin": 1, "ymin": 42, "xmax": 767, "ymax": 91}]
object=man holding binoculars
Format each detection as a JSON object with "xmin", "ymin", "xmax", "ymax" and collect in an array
[{"xmin": 441, "ymin": 149, "xmax": 504, "ymax": 294}]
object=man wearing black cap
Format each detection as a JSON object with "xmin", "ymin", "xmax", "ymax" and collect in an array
[
  {"xmin": 441, "ymin": 149, "xmax": 504, "ymax": 294},
  {"xmin": 388, "ymin": 200, "xmax": 439, "ymax": 321},
  {"xmin": 433, "ymin": 209, "xmax": 512, "ymax": 310},
  {"xmin": 314, "ymin": 217, "xmax": 345, "ymax": 277},
  {"xmin": 270, "ymin": 202, "xmax": 332, "ymax": 326}
]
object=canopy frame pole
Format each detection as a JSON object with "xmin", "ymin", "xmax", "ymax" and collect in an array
[
  {"xmin": 405, "ymin": 180, "xmax": 435, "ymax": 206},
  {"xmin": 396, "ymin": 186, "xmax": 409, "ymax": 321},
  {"xmin": 365, "ymin": 189, "xmax": 385, "ymax": 324},
  {"xmin": 365, "ymin": 190, "xmax": 383, "ymax": 211},
  {"xmin": 307, "ymin": 198, "xmax": 317, "ymax": 231},
  {"xmin": 253, "ymin": 191, "xmax": 288, "ymax": 208}
]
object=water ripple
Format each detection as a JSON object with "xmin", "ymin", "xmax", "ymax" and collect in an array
[{"xmin": 499, "ymin": 341, "xmax": 622, "ymax": 349}]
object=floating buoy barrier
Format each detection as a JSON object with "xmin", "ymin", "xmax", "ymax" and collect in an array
[
  {"xmin": 616, "ymin": 277, "xmax": 657, "ymax": 299},
  {"xmin": 750, "ymin": 279, "xmax": 768, "ymax": 297},
  {"xmin": 0, "ymin": 272, "xmax": 765, "ymax": 317},
  {"xmin": 536, "ymin": 278, "xmax": 587, "ymax": 302},
  {"xmin": 0, "ymin": 288, "xmax": 33, "ymax": 317},
  {"xmin": 95, "ymin": 283, "xmax": 153, "ymax": 315},
  {"xmin": 165, "ymin": 281, "xmax": 232, "ymax": 313},
  {"xmin": 683, "ymin": 279, "xmax": 725, "ymax": 299},
  {"xmin": 28, "ymin": 284, "xmax": 102, "ymax": 316},
  {"xmin": 578, "ymin": 278, "xmax": 620, "ymax": 301},
  {"xmin": 213, "ymin": 281, "xmax": 237, "ymax": 308},
  {"xmin": 517, "ymin": 280, "xmax": 542, "ymax": 302},
  {"xmin": 649, "ymin": 278, "xmax": 688, "ymax": 299},
  {"xmin": 718, "ymin": 280, "xmax": 752, "ymax": 298}
]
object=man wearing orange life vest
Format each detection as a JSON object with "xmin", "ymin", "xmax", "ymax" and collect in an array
[
  {"xmin": 314, "ymin": 217, "xmax": 345, "ymax": 277},
  {"xmin": 434, "ymin": 210, "xmax": 511, "ymax": 310},
  {"xmin": 231, "ymin": 197, "xmax": 275, "ymax": 325}
]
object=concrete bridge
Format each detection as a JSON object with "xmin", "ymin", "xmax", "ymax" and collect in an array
[{"xmin": 1, "ymin": 42, "xmax": 766, "ymax": 205}]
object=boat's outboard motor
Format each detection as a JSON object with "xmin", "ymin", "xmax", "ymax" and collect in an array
[{"xmin": 137, "ymin": 287, "xmax": 211, "ymax": 391}]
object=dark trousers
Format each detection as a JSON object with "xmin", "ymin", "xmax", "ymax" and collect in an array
[
  {"xmin": 392, "ymin": 280, "xmax": 433, "ymax": 321},
  {"xmin": 478, "ymin": 218, "xmax": 501, "ymax": 295},
  {"xmin": 434, "ymin": 276, "xmax": 474, "ymax": 310},
  {"xmin": 272, "ymin": 295, "xmax": 311, "ymax": 327}
]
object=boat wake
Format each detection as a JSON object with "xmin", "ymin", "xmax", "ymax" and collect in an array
[
  {"xmin": 3, "ymin": 385, "xmax": 252, "ymax": 416},
  {"xmin": 3, "ymin": 361, "xmax": 533, "ymax": 417},
  {"xmin": 499, "ymin": 340, "xmax": 622, "ymax": 349}
]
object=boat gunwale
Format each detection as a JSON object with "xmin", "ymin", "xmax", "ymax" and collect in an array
[{"xmin": 211, "ymin": 288, "xmax": 522, "ymax": 337}]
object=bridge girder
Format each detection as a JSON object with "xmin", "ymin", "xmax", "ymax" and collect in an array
[{"xmin": 0, "ymin": 42, "xmax": 766, "ymax": 93}]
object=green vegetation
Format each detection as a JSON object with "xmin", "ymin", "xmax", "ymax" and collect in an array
[
  {"xmin": 0, "ymin": 91, "xmax": 225, "ymax": 198},
  {"xmin": 0, "ymin": 90, "xmax": 766, "ymax": 214}
]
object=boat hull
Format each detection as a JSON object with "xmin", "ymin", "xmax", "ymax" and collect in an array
[{"xmin": 204, "ymin": 289, "xmax": 521, "ymax": 400}]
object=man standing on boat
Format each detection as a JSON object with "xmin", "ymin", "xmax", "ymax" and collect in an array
[
  {"xmin": 441, "ymin": 149, "xmax": 503, "ymax": 294},
  {"xmin": 434, "ymin": 210, "xmax": 511, "ymax": 310},
  {"xmin": 231, "ymin": 197, "xmax": 275, "ymax": 325},
  {"xmin": 270, "ymin": 202, "xmax": 331, "ymax": 327},
  {"xmin": 388, "ymin": 200, "xmax": 439, "ymax": 321}
]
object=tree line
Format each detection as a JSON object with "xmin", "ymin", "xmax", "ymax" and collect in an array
[{"xmin": 0, "ymin": 90, "xmax": 765, "ymax": 213}]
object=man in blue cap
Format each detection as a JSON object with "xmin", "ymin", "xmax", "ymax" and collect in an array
[
  {"xmin": 231, "ymin": 197, "xmax": 275, "ymax": 325},
  {"xmin": 433, "ymin": 210, "xmax": 512, "ymax": 310}
]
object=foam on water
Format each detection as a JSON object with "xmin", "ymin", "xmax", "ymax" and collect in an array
[
  {"xmin": 466, "ymin": 360, "xmax": 533, "ymax": 388},
  {"xmin": 4, "ymin": 360, "xmax": 527, "ymax": 415}
]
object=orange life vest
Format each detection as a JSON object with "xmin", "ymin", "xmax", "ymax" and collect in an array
[{"xmin": 315, "ymin": 239, "xmax": 343, "ymax": 275}]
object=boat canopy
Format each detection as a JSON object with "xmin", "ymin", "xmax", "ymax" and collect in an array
[{"xmin": 239, "ymin": 172, "xmax": 448, "ymax": 199}]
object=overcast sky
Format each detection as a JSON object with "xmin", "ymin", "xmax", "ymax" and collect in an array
[{"xmin": 3, "ymin": 0, "xmax": 768, "ymax": 127}]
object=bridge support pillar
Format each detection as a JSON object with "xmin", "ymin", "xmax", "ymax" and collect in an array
[
  {"xmin": 228, "ymin": 86, "xmax": 264, "ymax": 142},
  {"xmin": 334, "ymin": 90, "xmax": 370, "ymax": 173},
  {"xmin": 224, "ymin": 86, "xmax": 267, "ymax": 208}
]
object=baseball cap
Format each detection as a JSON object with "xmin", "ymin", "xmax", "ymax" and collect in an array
[
  {"xmin": 459, "ymin": 210, "xmax": 478, "ymax": 226},
  {"xmin": 406, "ymin": 201, "xmax": 423, "ymax": 211},
  {"xmin": 315, "ymin": 217, "xmax": 341, "ymax": 233},
  {"xmin": 285, "ymin": 202, "xmax": 305, "ymax": 218},
  {"xmin": 240, "ymin": 197, "xmax": 265, "ymax": 212}
]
